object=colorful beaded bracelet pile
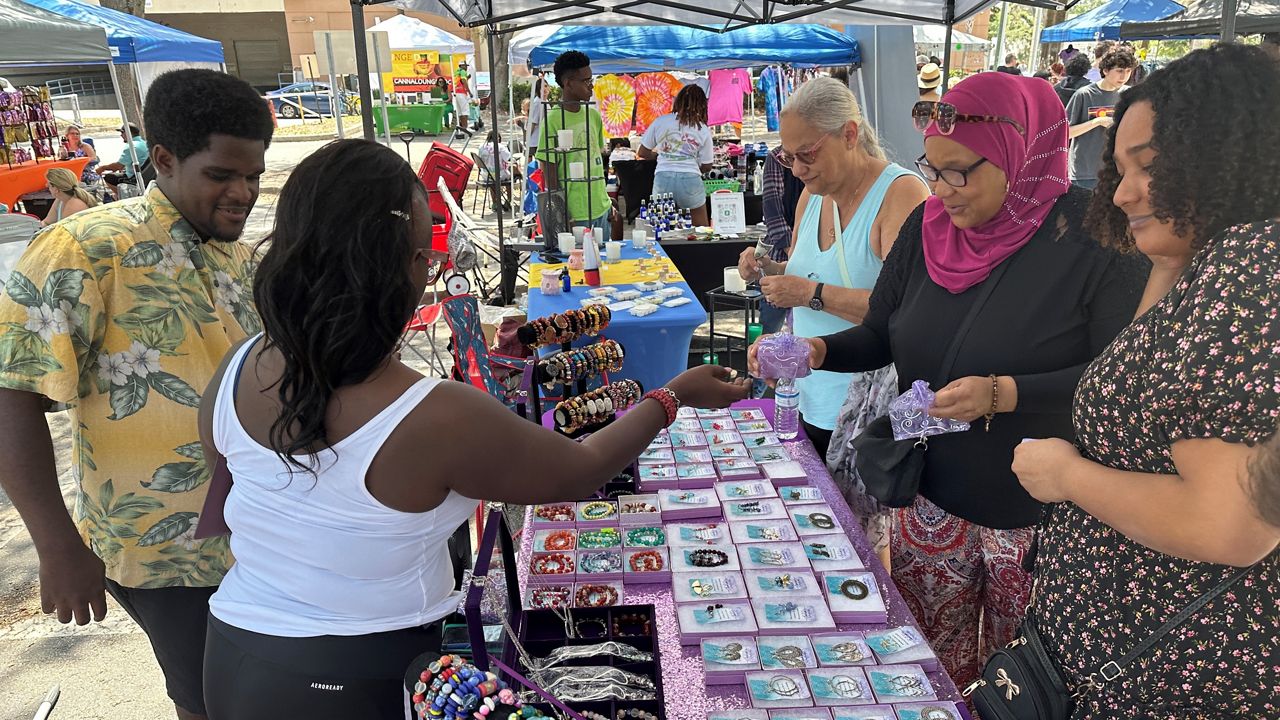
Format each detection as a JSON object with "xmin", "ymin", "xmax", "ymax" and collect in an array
[
  {"xmin": 519, "ymin": 306, "xmax": 612, "ymax": 348},
  {"xmin": 540, "ymin": 339, "xmax": 625, "ymax": 386},
  {"xmin": 410, "ymin": 653, "xmax": 542, "ymax": 720},
  {"xmin": 554, "ymin": 379, "xmax": 644, "ymax": 433}
]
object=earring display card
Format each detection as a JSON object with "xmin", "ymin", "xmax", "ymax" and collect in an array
[
  {"xmin": 862, "ymin": 627, "xmax": 941, "ymax": 671},
  {"xmin": 745, "ymin": 669, "xmax": 814, "ymax": 708},
  {"xmin": 672, "ymin": 419, "xmax": 707, "ymax": 433},
  {"xmin": 802, "ymin": 534, "xmax": 865, "ymax": 573},
  {"xmin": 531, "ymin": 503, "xmax": 577, "ymax": 529},
  {"xmin": 830, "ymin": 705, "xmax": 897, "ymax": 720},
  {"xmin": 730, "ymin": 519, "xmax": 798, "ymax": 544},
  {"xmin": 659, "ymin": 488, "xmax": 722, "ymax": 521},
  {"xmin": 576, "ymin": 549, "xmax": 625, "ymax": 581},
  {"xmin": 763, "ymin": 460, "xmax": 811, "ymax": 486},
  {"xmin": 618, "ymin": 495, "xmax": 663, "ymax": 527},
  {"xmin": 677, "ymin": 406, "xmax": 699, "ymax": 418},
  {"xmin": 677, "ymin": 599, "xmax": 759, "ymax": 644},
  {"xmin": 638, "ymin": 464, "xmax": 679, "ymax": 492},
  {"xmin": 865, "ymin": 664, "xmax": 938, "ymax": 703},
  {"xmin": 806, "ymin": 668, "xmax": 875, "ymax": 707},
  {"xmin": 709, "ymin": 443, "xmax": 752, "ymax": 460},
  {"xmin": 738, "ymin": 542, "xmax": 813, "ymax": 572},
  {"xmin": 670, "ymin": 431, "xmax": 709, "ymax": 448},
  {"xmin": 778, "ymin": 485, "xmax": 826, "ymax": 505},
  {"xmin": 750, "ymin": 446, "xmax": 792, "ymax": 464},
  {"xmin": 790, "ymin": 505, "xmax": 843, "ymax": 536},
  {"xmin": 716, "ymin": 457, "xmax": 765, "ymax": 481},
  {"xmin": 576, "ymin": 499, "xmax": 620, "ymax": 527},
  {"xmin": 696, "ymin": 407, "xmax": 732, "ymax": 418},
  {"xmin": 725, "ymin": 499, "xmax": 789, "ymax": 522},
  {"xmin": 769, "ymin": 709, "xmax": 833, "ymax": 720},
  {"xmin": 736, "ymin": 419, "xmax": 775, "ymax": 434},
  {"xmin": 674, "ymin": 448, "xmax": 714, "ymax": 464},
  {"xmin": 671, "ymin": 545, "xmax": 743, "ymax": 573},
  {"xmin": 811, "ymin": 632, "xmax": 876, "ymax": 668},
  {"xmin": 572, "ymin": 580, "xmax": 626, "ymax": 608},
  {"xmin": 672, "ymin": 570, "xmax": 749, "ymax": 603},
  {"xmin": 524, "ymin": 584, "xmax": 574, "ymax": 610},
  {"xmin": 666, "ymin": 521, "xmax": 733, "ymax": 548},
  {"xmin": 532, "ymin": 528, "xmax": 578, "ymax": 553},
  {"xmin": 712, "ymin": 714, "xmax": 770, "ymax": 720},
  {"xmin": 892, "ymin": 702, "xmax": 965, "ymax": 720},
  {"xmin": 701, "ymin": 636, "xmax": 762, "ymax": 684},
  {"xmin": 622, "ymin": 547, "xmax": 670, "ymax": 583},
  {"xmin": 647, "ymin": 431, "xmax": 673, "ymax": 448},
  {"xmin": 717, "ymin": 481, "xmax": 781, "ymax": 503},
  {"xmin": 707, "ymin": 430, "xmax": 745, "ymax": 446},
  {"xmin": 676, "ymin": 462, "xmax": 720, "ymax": 489},
  {"xmin": 744, "ymin": 432, "xmax": 785, "ymax": 449},
  {"xmin": 730, "ymin": 407, "xmax": 768, "ymax": 422},
  {"xmin": 744, "ymin": 569, "xmax": 823, "ymax": 599},
  {"xmin": 529, "ymin": 551, "xmax": 577, "ymax": 583},
  {"xmin": 752, "ymin": 597, "xmax": 837, "ymax": 636},
  {"xmin": 758, "ymin": 635, "xmax": 819, "ymax": 671},
  {"xmin": 638, "ymin": 446, "xmax": 675, "ymax": 464},
  {"xmin": 821, "ymin": 571, "xmax": 888, "ymax": 624},
  {"xmin": 700, "ymin": 418, "xmax": 739, "ymax": 432}
]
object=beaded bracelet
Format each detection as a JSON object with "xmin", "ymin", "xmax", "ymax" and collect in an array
[
  {"xmin": 580, "ymin": 501, "xmax": 617, "ymax": 521},
  {"xmin": 534, "ymin": 504, "xmax": 574, "ymax": 522},
  {"xmin": 688, "ymin": 549, "xmax": 729, "ymax": 567},
  {"xmin": 543, "ymin": 530, "xmax": 575, "ymax": 551},
  {"xmin": 409, "ymin": 653, "xmax": 541, "ymax": 720},
  {"xmin": 574, "ymin": 583, "xmax": 619, "ymax": 607},
  {"xmin": 532, "ymin": 552, "xmax": 575, "ymax": 575},
  {"xmin": 611, "ymin": 612, "xmax": 653, "ymax": 638},
  {"xmin": 628, "ymin": 550, "xmax": 664, "ymax": 572},
  {"xmin": 615, "ymin": 709, "xmax": 658, "ymax": 720},
  {"xmin": 579, "ymin": 528, "xmax": 621, "ymax": 548},
  {"xmin": 625, "ymin": 527, "xmax": 665, "ymax": 547}
]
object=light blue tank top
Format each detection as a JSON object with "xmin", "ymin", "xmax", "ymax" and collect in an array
[{"xmin": 786, "ymin": 163, "xmax": 917, "ymax": 430}]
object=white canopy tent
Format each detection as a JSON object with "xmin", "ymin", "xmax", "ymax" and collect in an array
[
  {"xmin": 370, "ymin": 13, "xmax": 476, "ymax": 54},
  {"xmin": 913, "ymin": 23, "xmax": 992, "ymax": 50}
]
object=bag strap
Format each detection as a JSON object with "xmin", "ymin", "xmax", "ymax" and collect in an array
[
  {"xmin": 932, "ymin": 261, "xmax": 1010, "ymax": 389},
  {"xmin": 1082, "ymin": 562, "xmax": 1256, "ymax": 693}
]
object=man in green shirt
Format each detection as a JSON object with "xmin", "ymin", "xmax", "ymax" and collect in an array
[{"xmin": 536, "ymin": 50, "xmax": 615, "ymax": 238}]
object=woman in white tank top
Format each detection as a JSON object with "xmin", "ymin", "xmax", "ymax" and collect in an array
[{"xmin": 196, "ymin": 139, "xmax": 749, "ymax": 720}]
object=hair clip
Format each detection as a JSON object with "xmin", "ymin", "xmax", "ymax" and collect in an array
[{"xmin": 390, "ymin": 209, "xmax": 411, "ymax": 220}]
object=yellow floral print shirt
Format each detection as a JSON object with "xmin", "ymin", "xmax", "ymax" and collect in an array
[{"xmin": 0, "ymin": 185, "xmax": 260, "ymax": 588}]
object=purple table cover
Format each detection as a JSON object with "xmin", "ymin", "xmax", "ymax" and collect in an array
[{"xmin": 520, "ymin": 399, "xmax": 966, "ymax": 719}]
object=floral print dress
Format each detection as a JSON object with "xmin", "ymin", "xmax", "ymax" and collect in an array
[{"xmin": 1031, "ymin": 221, "xmax": 1280, "ymax": 718}]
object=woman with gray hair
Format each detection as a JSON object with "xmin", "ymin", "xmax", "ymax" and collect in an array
[{"xmin": 739, "ymin": 76, "xmax": 928, "ymax": 554}]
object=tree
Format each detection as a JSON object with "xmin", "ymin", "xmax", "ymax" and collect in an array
[{"xmin": 100, "ymin": 0, "xmax": 145, "ymax": 130}]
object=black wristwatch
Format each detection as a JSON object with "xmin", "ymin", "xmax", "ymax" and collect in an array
[{"xmin": 808, "ymin": 282, "xmax": 825, "ymax": 311}]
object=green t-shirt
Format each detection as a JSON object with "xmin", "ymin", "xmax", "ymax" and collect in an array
[{"xmin": 536, "ymin": 104, "xmax": 610, "ymax": 223}]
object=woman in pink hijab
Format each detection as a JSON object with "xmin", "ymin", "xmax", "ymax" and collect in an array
[{"xmin": 787, "ymin": 72, "xmax": 1149, "ymax": 688}]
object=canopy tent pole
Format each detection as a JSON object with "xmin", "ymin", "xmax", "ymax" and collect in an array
[
  {"xmin": 372, "ymin": 32, "xmax": 392, "ymax": 146},
  {"xmin": 107, "ymin": 62, "xmax": 142, "ymax": 178},
  {"xmin": 509, "ymin": 63, "xmax": 518, "ymax": 227},
  {"xmin": 351, "ymin": 0, "xmax": 375, "ymax": 140},
  {"xmin": 942, "ymin": 0, "xmax": 956, "ymax": 91},
  {"xmin": 489, "ymin": 29, "xmax": 514, "ymax": 305},
  {"xmin": 1221, "ymin": 0, "xmax": 1238, "ymax": 40}
]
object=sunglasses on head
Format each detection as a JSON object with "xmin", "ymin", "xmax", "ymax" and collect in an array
[{"xmin": 912, "ymin": 101, "xmax": 1025, "ymax": 136}]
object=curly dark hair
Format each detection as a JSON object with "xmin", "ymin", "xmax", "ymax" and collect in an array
[
  {"xmin": 252, "ymin": 139, "xmax": 425, "ymax": 472},
  {"xmin": 553, "ymin": 50, "xmax": 590, "ymax": 85},
  {"xmin": 143, "ymin": 69, "xmax": 274, "ymax": 161},
  {"xmin": 1086, "ymin": 43, "xmax": 1280, "ymax": 252},
  {"xmin": 1099, "ymin": 48, "xmax": 1137, "ymax": 73},
  {"xmin": 1250, "ymin": 430, "xmax": 1280, "ymax": 529},
  {"xmin": 1065, "ymin": 54, "xmax": 1092, "ymax": 78},
  {"xmin": 673, "ymin": 84, "xmax": 708, "ymax": 129}
]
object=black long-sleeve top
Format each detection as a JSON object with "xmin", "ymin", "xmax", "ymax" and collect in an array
[{"xmin": 818, "ymin": 187, "xmax": 1150, "ymax": 529}]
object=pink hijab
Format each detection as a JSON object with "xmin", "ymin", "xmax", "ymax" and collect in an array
[{"xmin": 921, "ymin": 72, "xmax": 1070, "ymax": 294}]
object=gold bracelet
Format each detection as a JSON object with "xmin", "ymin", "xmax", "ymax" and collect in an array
[{"xmin": 985, "ymin": 374, "xmax": 999, "ymax": 432}]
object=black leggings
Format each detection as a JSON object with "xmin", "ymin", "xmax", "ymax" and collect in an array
[
  {"xmin": 801, "ymin": 415, "xmax": 834, "ymax": 461},
  {"xmin": 204, "ymin": 614, "xmax": 442, "ymax": 720}
]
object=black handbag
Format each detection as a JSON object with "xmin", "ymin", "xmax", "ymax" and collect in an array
[
  {"xmin": 968, "ymin": 560, "xmax": 1257, "ymax": 720},
  {"xmin": 852, "ymin": 262, "xmax": 1009, "ymax": 508}
]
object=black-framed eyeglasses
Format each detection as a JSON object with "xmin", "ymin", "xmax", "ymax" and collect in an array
[
  {"xmin": 912, "ymin": 101, "xmax": 1025, "ymax": 136},
  {"xmin": 915, "ymin": 154, "xmax": 988, "ymax": 188}
]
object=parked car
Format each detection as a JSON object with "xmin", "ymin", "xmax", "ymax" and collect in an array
[{"xmin": 264, "ymin": 82, "xmax": 351, "ymax": 118}]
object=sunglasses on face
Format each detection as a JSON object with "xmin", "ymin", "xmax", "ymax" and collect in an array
[
  {"xmin": 773, "ymin": 131, "xmax": 836, "ymax": 169},
  {"xmin": 912, "ymin": 101, "xmax": 1025, "ymax": 136}
]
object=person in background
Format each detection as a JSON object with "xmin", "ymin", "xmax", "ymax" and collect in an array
[
  {"xmin": 452, "ymin": 61, "xmax": 472, "ymax": 134},
  {"xmin": 1055, "ymin": 53, "xmax": 1093, "ymax": 106},
  {"xmin": 429, "ymin": 77, "xmax": 449, "ymax": 101},
  {"xmin": 536, "ymin": 50, "xmax": 616, "ymax": 239},
  {"xmin": 1013, "ymin": 44, "xmax": 1280, "ymax": 717},
  {"xmin": 1086, "ymin": 39, "xmax": 1116, "ymax": 81},
  {"xmin": 1067, "ymin": 47, "xmax": 1136, "ymax": 189},
  {"xmin": 98, "ymin": 123, "xmax": 149, "ymax": 198},
  {"xmin": 57, "ymin": 125, "xmax": 99, "ymax": 185},
  {"xmin": 608, "ymin": 137, "xmax": 636, "ymax": 163},
  {"xmin": 198, "ymin": 139, "xmax": 748, "ymax": 718},
  {"xmin": 1033, "ymin": 70, "xmax": 1053, "ymax": 82},
  {"xmin": 996, "ymin": 53, "xmax": 1023, "ymax": 75},
  {"xmin": 1050, "ymin": 61, "xmax": 1066, "ymax": 85},
  {"xmin": 739, "ymin": 77, "xmax": 928, "ymax": 459},
  {"xmin": 479, "ymin": 130, "xmax": 515, "ymax": 213},
  {"xmin": 755, "ymin": 143, "xmax": 805, "ymax": 334},
  {"xmin": 916, "ymin": 54, "xmax": 931, "ymax": 71},
  {"xmin": 0, "ymin": 69, "xmax": 273, "ymax": 720},
  {"xmin": 526, "ymin": 70, "xmax": 548, "ymax": 156},
  {"xmin": 918, "ymin": 63, "xmax": 943, "ymax": 102},
  {"xmin": 639, "ymin": 84, "xmax": 714, "ymax": 227},
  {"xmin": 763, "ymin": 72, "xmax": 1147, "ymax": 689},
  {"xmin": 41, "ymin": 167, "xmax": 97, "ymax": 226}
]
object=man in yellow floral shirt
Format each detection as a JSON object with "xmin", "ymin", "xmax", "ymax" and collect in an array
[{"xmin": 0, "ymin": 70, "xmax": 273, "ymax": 720}]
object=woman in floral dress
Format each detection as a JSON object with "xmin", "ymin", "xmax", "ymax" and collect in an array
[{"xmin": 1013, "ymin": 43, "xmax": 1280, "ymax": 718}]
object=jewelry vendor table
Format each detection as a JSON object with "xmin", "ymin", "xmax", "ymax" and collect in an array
[
  {"xmin": 519, "ymin": 399, "xmax": 968, "ymax": 719},
  {"xmin": 528, "ymin": 242, "xmax": 707, "ymax": 394}
]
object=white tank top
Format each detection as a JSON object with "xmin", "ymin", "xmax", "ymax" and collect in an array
[{"xmin": 208, "ymin": 336, "xmax": 478, "ymax": 637}]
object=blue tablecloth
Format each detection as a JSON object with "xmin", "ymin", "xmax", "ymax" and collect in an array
[{"xmin": 527, "ymin": 243, "xmax": 706, "ymax": 394}]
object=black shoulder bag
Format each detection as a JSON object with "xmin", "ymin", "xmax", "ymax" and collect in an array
[
  {"xmin": 968, "ymin": 555, "xmax": 1257, "ymax": 720},
  {"xmin": 851, "ymin": 262, "xmax": 1009, "ymax": 508}
]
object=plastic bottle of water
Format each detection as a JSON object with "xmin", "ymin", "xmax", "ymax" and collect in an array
[{"xmin": 774, "ymin": 377, "xmax": 800, "ymax": 440}]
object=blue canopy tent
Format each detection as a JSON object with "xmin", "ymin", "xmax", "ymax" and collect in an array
[
  {"xmin": 1040, "ymin": 0, "xmax": 1186, "ymax": 41},
  {"xmin": 525, "ymin": 24, "xmax": 861, "ymax": 73},
  {"xmin": 20, "ymin": 0, "xmax": 224, "ymax": 99}
]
